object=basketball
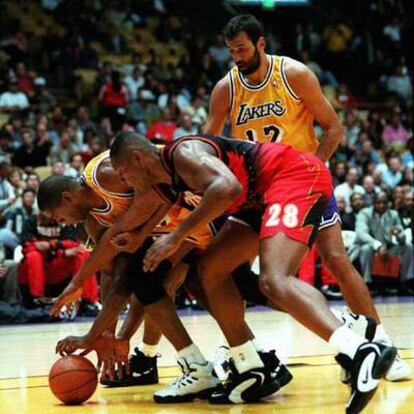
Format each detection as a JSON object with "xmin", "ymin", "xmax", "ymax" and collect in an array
[{"xmin": 48, "ymin": 355, "xmax": 98, "ymax": 405}]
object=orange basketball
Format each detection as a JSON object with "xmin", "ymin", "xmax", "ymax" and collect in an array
[{"xmin": 49, "ymin": 355, "xmax": 98, "ymax": 405}]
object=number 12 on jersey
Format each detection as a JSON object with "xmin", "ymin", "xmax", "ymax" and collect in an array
[{"xmin": 245, "ymin": 125, "xmax": 284, "ymax": 142}]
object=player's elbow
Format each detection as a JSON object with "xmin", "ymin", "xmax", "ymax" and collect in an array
[{"xmin": 222, "ymin": 178, "xmax": 243, "ymax": 201}]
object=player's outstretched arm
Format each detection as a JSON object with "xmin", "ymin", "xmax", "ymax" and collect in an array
[
  {"xmin": 64, "ymin": 189, "xmax": 170, "ymax": 290},
  {"xmin": 56, "ymin": 254, "xmax": 133, "ymax": 357},
  {"xmin": 143, "ymin": 142, "xmax": 242, "ymax": 272},
  {"xmin": 285, "ymin": 58, "xmax": 344, "ymax": 161},
  {"xmin": 203, "ymin": 75, "xmax": 230, "ymax": 135}
]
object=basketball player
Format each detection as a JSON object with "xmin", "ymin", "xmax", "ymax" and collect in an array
[
  {"xmin": 203, "ymin": 14, "xmax": 410, "ymax": 381},
  {"xmin": 39, "ymin": 152, "xmax": 291, "ymax": 401},
  {"xmin": 38, "ymin": 155, "xmax": 222, "ymax": 402},
  {"xmin": 110, "ymin": 131, "xmax": 396, "ymax": 413}
]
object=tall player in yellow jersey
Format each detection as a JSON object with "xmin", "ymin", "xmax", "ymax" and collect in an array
[
  {"xmin": 38, "ymin": 152, "xmax": 222, "ymax": 401},
  {"xmin": 203, "ymin": 14, "xmax": 411, "ymax": 381}
]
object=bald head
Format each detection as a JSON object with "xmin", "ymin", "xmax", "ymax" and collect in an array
[{"xmin": 110, "ymin": 131, "xmax": 155, "ymax": 166}]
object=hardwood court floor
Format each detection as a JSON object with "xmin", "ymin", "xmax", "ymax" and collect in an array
[{"xmin": 0, "ymin": 300, "xmax": 413, "ymax": 414}]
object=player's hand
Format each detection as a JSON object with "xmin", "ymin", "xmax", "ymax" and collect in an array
[
  {"xmin": 111, "ymin": 231, "xmax": 145, "ymax": 253},
  {"xmin": 50, "ymin": 281, "xmax": 83, "ymax": 317},
  {"xmin": 143, "ymin": 233, "xmax": 181, "ymax": 272},
  {"xmin": 56, "ymin": 335, "xmax": 92, "ymax": 356},
  {"xmin": 92, "ymin": 332, "xmax": 130, "ymax": 381},
  {"xmin": 163, "ymin": 262, "xmax": 189, "ymax": 296}
]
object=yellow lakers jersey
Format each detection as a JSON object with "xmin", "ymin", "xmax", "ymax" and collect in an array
[
  {"xmin": 82, "ymin": 151, "xmax": 213, "ymax": 249},
  {"xmin": 229, "ymin": 55, "xmax": 318, "ymax": 154},
  {"xmin": 82, "ymin": 150, "xmax": 134, "ymax": 228}
]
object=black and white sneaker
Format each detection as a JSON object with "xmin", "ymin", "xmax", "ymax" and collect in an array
[
  {"xmin": 259, "ymin": 349, "xmax": 293, "ymax": 391},
  {"xmin": 212, "ymin": 345, "xmax": 293, "ymax": 390},
  {"xmin": 336, "ymin": 342, "xmax": 397, "ymax": 414},
  {"xmin": 153, "ymin": 358, "xmax": 219, "ymax": 403},
  {"xmin": 100, "ymin": 347, "xmax": 158, "ymax": 387},
  {"xmin": 209, "ymin": 359, "xmax": 281, "ymax": 404},
  {"xmin": 337, "ymin": 309, "xmax": 377, "ymax": 385}
]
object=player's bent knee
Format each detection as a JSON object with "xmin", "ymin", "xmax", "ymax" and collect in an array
[
  {"xmin": 127, "ymin": 260, "xmax": 170, "ymax": 306},
  {"xmin": 258, "ymin": 273, "xmax": 286, "ymax": 301}
]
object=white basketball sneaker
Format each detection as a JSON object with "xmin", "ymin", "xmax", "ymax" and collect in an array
[
  {"xmin": 212, "ymin": 345, "xmax": 231, "ymax": 381},
  {"xmin": 153, "ymin": 358, "xmax": 220, "ymax": 403},
  {"xmin": 340, "ymin": 307, "xmax": 412, "ymax": 382}
]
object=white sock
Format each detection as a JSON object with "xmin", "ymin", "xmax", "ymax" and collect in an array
[
  {"xmin": 252, "ymin": 338, "xmax": 265, "ymax": 352},
  {"xmin": 141, "ymin": 342, "xmax": 158, "ymax": 358},
  {"xmin": 329, "ymin": 325, "xmax": 366, "ymax": 359},
  {"xmin": 230, "ymin": 340, "xmax": 264, "ymax": 374},
  {"xmin": 178, "ymin": 343, "xmax": 206, "ymax": 365},
  {"xmin": 374, "ymin": 324, "xmax": 392, "ymax": 345}
]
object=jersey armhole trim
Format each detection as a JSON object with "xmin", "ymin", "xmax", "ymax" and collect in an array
[
  {"xmin": 228, "ymin": 72, "xmax": 234, "ymax": 113},
  {"xmin": 281, "ymin": 57, "xmax": 301, "ymax": 101}
]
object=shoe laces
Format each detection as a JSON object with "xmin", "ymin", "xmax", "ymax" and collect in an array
[{"xmin": 170, "ymin": 359, "xmax": 198, "ymax": 387}]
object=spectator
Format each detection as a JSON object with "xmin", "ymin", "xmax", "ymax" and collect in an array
[
  {"xmin": 15, "ymin": 62, "xmax": 35, "ymax": 97},
  {"xmin": 0, "ymin": 163, "xmax": 19, "ymax": 252},
  {"xmin": 398, "ymin": 191, "xmax": 413, "ymax": 231},
  {"xmin": 98, "ymin": 70, "xmax": 129, "ymax": 131},
  {"xmin": 52, "ymin": 160, "xmax": 65, "ymax": 176},
  {"xmin": 7, "ymin": 167, "xmax": 25, "ymax": 206},
  {"xmin": 81, "ymin": 136, "xmax": 105, "ymax": 165},
  {"xmin": 146, "ymin": 107, "xmax": 177, "ymax": 144},
  {"xmin": 362, "ymin": 175, "xmax": 379, "ymax": 207},
  {"xmin": 208, "ymin": 34, "xmax": 231, "ymax": 70},
  {"xmin": 6, "ymin": 189, "xmax": 37, "ymax": 241},
  {"xmin": 0, "ymin": 79, "xmax": 29, "ymax": 114},
  {"xmin": 0, "ymin": 130, "xmax": 12, "ymax": 164},
  {"xmin": 13, "ymin": 130, "xmax": 48, "ymax": 169},
  {"xmin": 376, "ymin": 153, "xmax": 403, "ymax": 190},
  {"xmin": 25, "ymin": 173, "xmax": 40, "ymax": 193},
  {"xmin": 8, "ymin": 114, "xmax": 24, "ymax": 148},
  {"xmin": 343, "ymin": 111, "xmax": 360, "ymax": 148},
  {"xmin": 334, "ymin": 167, "xmax": 364, "ymax": 210},
  {"xmin": 185, "ymin": 96, "xmax": 207, "ymax": 127},
  {"xmin": 341, "ymin": 193, "xmax": 364, "ymax": 231},
  {"xmin": 125, "ymin": 67, "xmax": 145, "ymax": 101},
  {"xmin": 173, "ymin": 113, "xmax": 198, "ymax": 140},
  {"xmin": 123, "ymin": 52, "xmax": 147, "ymax": 77},
  {"xmin": 387, "ymin": 65, "xmax": 412, "ymax": 102},
  {"xmin": 382, "ymin": 113, "xmax": 410, "ymax": 148},
  {"xmin": 0, "ymin": 254, "xmax": 20, "ymax": 304},
  {"xmin": 76, "ymin": 106, "xmax": 96, "ymax": 134},
  {"xmin": 383, "ymin": 17, "xmax": 402, "ymax": 43},
  {"xmin": 332, "ymin": 160, "xmax": 347, "ymax": 187},
  {"xmin": 355, "ymin": 192, "xmax": 413, "ymax": 291},
  {"xmin": 31, "ymin": 77, "xmax": 57, "ymax": 114},
  {"xmin": 18, "ymin": 213, "xmax": 99, "ymax": 312},
  {"xmin": 65, "ymin": 153, "xmax": 84, "ymax": 178},
  {"xmin": 391, "ymin": 186, "xmax": 404, "ymax": 210},
  {"xmin": 50, "ymin": 130, "xmax": 79, "ymax": 165}
]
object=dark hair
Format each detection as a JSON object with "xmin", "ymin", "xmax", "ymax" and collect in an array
[
  {"xmin": 37, "ymin": 175, "xmax": 79, "ymax": 211},
  {"xmin": 110, "ymin": 131, "xmax": 153, "ymax": 163},
  {"xmin": 23, "ymin": 188, "xmax": 36, "ymax": 197},
  {"xmin": 69, "ymin": 152, "xmax": 82, "ymax": 163},
  {"xmin": 223, "ymin": 14, "xmax": 264, "ymax": 44}
]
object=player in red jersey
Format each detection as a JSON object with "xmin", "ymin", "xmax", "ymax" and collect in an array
[{"xmin": 110, "ymin": 131, "xmax": 396, "ymax": 413}]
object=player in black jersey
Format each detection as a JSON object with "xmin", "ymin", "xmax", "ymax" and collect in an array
[{"xmin": 110, "ymin": 131, "xmax": 396, "ymax": 413}]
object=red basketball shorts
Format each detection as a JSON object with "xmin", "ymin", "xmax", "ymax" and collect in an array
[{"xmin": 257, "ymin": 145, "xmax": 333, "ymax": 246}]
